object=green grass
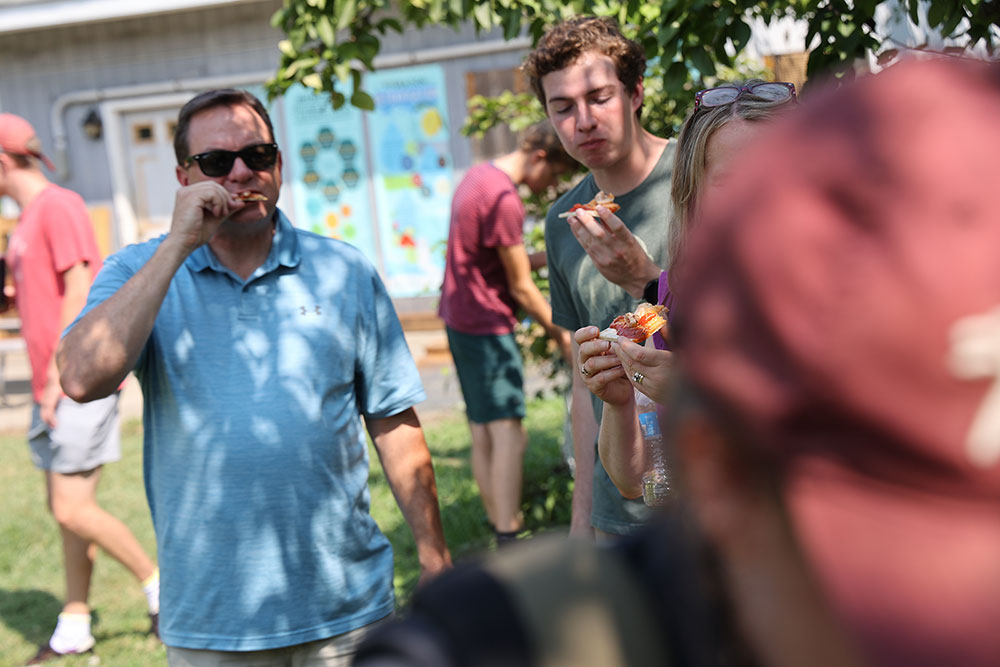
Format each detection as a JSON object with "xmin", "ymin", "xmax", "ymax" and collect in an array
[{"xmin": 0, "ymin": 397, "xmax": 571, "ymax": 665}]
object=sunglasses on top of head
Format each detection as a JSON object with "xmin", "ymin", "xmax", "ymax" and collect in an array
[
  {"xmin": 183, "ymin": 142, "xmax": 279, "ymax": 178},
  {"xmin": 693, "ymin": 82, "xmax": 796, "ymax": 112}
]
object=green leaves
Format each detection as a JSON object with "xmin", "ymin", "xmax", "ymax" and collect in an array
[
  {"xmin": 351, "ymin": 89, "xmax": 376, "ymax": 110},
  {"xmin": 316, "ymin": 14, "xmax": 336, "ymax": 46},
  {"xmin": 301, "ymin": 72, "xmax": 324, "ymax": 90},
  {"xmin": 472, "ymin": 2, "xmax": 494, "ymax": 28},
  {"xmin": 282, "ymin": 56, "xmax": 321, "ymax": 79},
  {"xmin": 502, "ymin": 8, "xmax": 522, "ymax": 39},
  {"xmin": 462, "ymin": 91, "xmax": 544, "ymax": 137},
  {"xmin": 926, "ymin": 0, "xmax": 949, "ymax": 28},
  {"xmin": 664, "ymin": 60, "xmax": 689, "ymax": 91},
  {"xmin": 729, "ymin": 18, "xmax": 752, "ymax": 51},
  {"xmin": 689, "ymin": 46, "xmax": 717, "ymax": 78},
  {"xmin": 377, "ymin": 17, "xmax": 404, "ymax": 32},
  {"xmin": 335, "ymin": 0, "xmax": 358, "ymax": 30}
]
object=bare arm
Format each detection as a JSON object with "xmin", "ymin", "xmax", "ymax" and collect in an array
[
  {"xmin": 368, "ymin": 407, "xmax": 452, "ymax": 586},
  {"xmin": 568, "ymin": 337, "xmax": 598, "ymax": 539},
  {"xmin": 496, "ymin": 244, "xmax": 571, "ymax": 362},
  {"xmin": 58, "ymin": 238, "xmax": 188, "ymax": 401},
  {"xmin": 596, "ymin": 400, "xmax": 646, "ymax": 499},
  {"xmin": 599, "ymin": 337, "xmax": 675, "ymax": 497},
  {"xmin": 39, "ymin": 261, "xmax": 92, "ymax": 426},
  {"xmin": 566, "ymin": 206, "xmax": 661, "ymax": 299},
  {"xmin": 527, "ymin": 249, "xmax": 547, "ymax": 271},
  {"xmin": 574, "ymin": 326, "xmax": 647, "ymax": 499},
  {"xmin": 58, "ymin": 181, "xmax": 240, "ymax": 402}
]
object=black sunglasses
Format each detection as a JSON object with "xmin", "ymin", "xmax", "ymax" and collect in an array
[{"xmin": 183, "ymin": 143, "xmax": 279, "ymax": 177}]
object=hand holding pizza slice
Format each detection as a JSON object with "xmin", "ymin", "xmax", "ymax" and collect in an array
[
  {"xmin": 598, "ymin": 303, "xmax": 667, "ymax": 343},
  {"xmin": 558, "ymin": 190, "xmax": 620, "ymax": 218}
]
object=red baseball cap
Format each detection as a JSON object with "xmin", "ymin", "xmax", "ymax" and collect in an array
[
  {"xmin": 677, "ymin": 59, "xmax": 1000, "ymax": 667},
  {"xmin": 0, "ymin": 112, "xmax": 55, "ymax": 171}
]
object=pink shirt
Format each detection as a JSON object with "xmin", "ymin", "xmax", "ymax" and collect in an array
[
  {"xmin": 438, "ymin": 163, "xmax": 524, "ymax": 335},
  {"xmin": 7, "ymin": 185, "xmax": 102, "ymax": 401}
]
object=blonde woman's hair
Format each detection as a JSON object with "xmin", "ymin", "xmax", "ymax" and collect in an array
[{"xmin": 668, "ymin": 80, "xmax": 794, "ymax": 267}]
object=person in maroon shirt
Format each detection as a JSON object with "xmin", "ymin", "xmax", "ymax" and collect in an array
[{"xmin": 438, "ymin": 123, "xmax": 576, "ymax": 545}]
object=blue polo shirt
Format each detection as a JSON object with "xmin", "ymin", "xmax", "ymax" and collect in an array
[{"xmin": 71, "ymin": 210, "xmax": 426, "ymax": 650}]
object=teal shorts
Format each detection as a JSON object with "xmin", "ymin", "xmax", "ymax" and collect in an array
[{"xmin": 446, "ymin": 327, "xmax": 526, "ymax": 424}]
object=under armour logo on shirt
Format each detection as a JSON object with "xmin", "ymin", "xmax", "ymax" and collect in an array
[
  {"xmin": 299, "ymin": 305, "xmax": 322, "ymax": 316},
  {"xmin": 949, "ymin": 305, "xmax": 1000, "ymax": 468}
]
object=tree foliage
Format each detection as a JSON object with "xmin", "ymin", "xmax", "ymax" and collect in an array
[{"xmin": 267, "ymin": 0, "xmax": 999, "ymax": 117}]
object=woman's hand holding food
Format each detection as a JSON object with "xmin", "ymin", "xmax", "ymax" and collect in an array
[
  {"xmin": 574, "ymin": 326, "xmax": 635, "ymax": 407},
  {"xmin": 611, "ymin": 333, "xmax": 673, "ymax": 405}
]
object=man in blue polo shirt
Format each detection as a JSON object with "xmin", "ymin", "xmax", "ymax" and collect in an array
[{"xmin": 57, "ymin": 89, "xmax": 451, "ymax": 666}]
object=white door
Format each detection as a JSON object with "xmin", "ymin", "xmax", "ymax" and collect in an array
[{"xmin": 121, "ymin": 107, "xmax": 182, "ymax": 240}]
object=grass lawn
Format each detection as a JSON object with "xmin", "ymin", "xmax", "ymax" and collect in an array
[{"xmin": 0, "ymin": 397, "xmax": 571, "ymax": 665}]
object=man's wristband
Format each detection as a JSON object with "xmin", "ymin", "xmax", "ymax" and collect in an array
[{"xmin": 642, "ymin": 278, "xmax": 659, "ymax": 304}]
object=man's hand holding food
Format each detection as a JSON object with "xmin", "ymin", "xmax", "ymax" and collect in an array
[{"xmin": 168, "ymin": 181, "xmax": 250, "ymax": 253}]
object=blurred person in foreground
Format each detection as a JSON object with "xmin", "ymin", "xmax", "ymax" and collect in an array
[
  {"xmin": 524, "ymin": 15, "xmax": 674, "ymax": 540},
  {"xmin": 438, "ymin": 122, "xmax": 576, "ymax": 547},
  {"xmin": 676, "ymin": 55, "xmax": 1000, "ymax": 666},
  {"xmin": 575, "ymin": 79, "xmax": 796, "ymax": 500},
  {"xmin": 56, "ymin": 89, "xmax": 451, "ymax": 666},
  {"xmin": 351, "ymin": 57, "xmax": 1000, "ymax": 667},
  {"xmin": 0, "ymin": 112, "xmax": 160, "ymax": 664}
]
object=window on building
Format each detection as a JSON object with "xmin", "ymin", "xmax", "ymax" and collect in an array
[
  {"xmin": 465, "ymin": 67, "xmax": 529, "ymax": 162},
  {"xmin": 133, "ymin": 123, "xmax": 155, "ymax": 143}
]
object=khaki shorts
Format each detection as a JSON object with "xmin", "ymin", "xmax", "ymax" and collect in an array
[
  {"xmin": 165, "ymin": 617, "xmax": 390, "ymax": 667},
  {"xmin": 28, "ymin": 393, "xmax": 120, "ymax": 474}
]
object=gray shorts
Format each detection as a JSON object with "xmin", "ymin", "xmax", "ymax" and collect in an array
[
  {"xmin": 28, "ymin": 393, "xmax": 121, "ymax": 474},
  {"xmin": 166, "ymin": 616, "xmax": 390, "ymax": 667}
]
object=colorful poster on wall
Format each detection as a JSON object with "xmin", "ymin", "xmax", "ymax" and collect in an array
[
  {"xmin": 282, "ymin": 84, "xmax": 376, "ymax": 260},
  {"xmin": 367, "ymin": 65, "xmax": 453, "ymax": 297}
]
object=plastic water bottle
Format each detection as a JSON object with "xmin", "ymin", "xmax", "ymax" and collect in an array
[{"xmin": 635, "ymin": 389, "xmax": 672, "ymax": 506}]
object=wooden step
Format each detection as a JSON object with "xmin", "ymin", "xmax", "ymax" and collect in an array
[{"xmin": 398, "ymin": 311, "xmax": 445, "ymax": 332}]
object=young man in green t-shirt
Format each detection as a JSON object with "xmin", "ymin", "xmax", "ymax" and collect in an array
[{"xmin": 523, "ymin": 16, "xmax": 673, "ymax": 538}]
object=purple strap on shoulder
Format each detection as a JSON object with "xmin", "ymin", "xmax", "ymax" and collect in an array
[{"xmin": 652, "ymin": 270, "xmax": 672, "ymax": 351}]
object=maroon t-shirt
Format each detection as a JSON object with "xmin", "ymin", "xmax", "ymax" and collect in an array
[{"xmin": 438, "ymin": 163, "xmax": 524, "ymax": 335}]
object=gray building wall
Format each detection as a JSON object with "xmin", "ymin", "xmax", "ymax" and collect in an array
[
  {"xmin": 0, "ymin": 0, "xmax": 529, "ymax": 205},
  {"xmin": 0, "ymin": 1, "xmax": 284, "ymax": 200}
]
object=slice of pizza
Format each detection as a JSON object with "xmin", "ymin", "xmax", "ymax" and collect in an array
[
  {"xmin": 598, "ymin": 303, "xmax": 667, "ymax": 343},
  {"xmin": 236, "ymin": 191, "xmax": 268, "ymax": 202},
  {"xmin": 558, "ymin": 190, "xmax": 621, "ymax": 218}
]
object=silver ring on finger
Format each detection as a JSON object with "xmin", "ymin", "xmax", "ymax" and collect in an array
[
  {"xmin": 580, "ymin": 365, "xmax": 591, "ymax": 377},
  {"xmin": 632, "ymin": 371, "xmax": 644, "ymax": 385}
]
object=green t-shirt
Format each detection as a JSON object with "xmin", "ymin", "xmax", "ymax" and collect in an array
[{"xmin": 545, "ymin": 140, "xmax": 674, "ymax": 534}]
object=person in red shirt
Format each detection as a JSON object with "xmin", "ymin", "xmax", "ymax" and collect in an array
[
  {"xmin": 0, "ymin": 113, "xmax": 159, "ymax": 663},
  {"xmin": 438, "ymin": 122, "xmax": 576, "ymax": 545}
]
